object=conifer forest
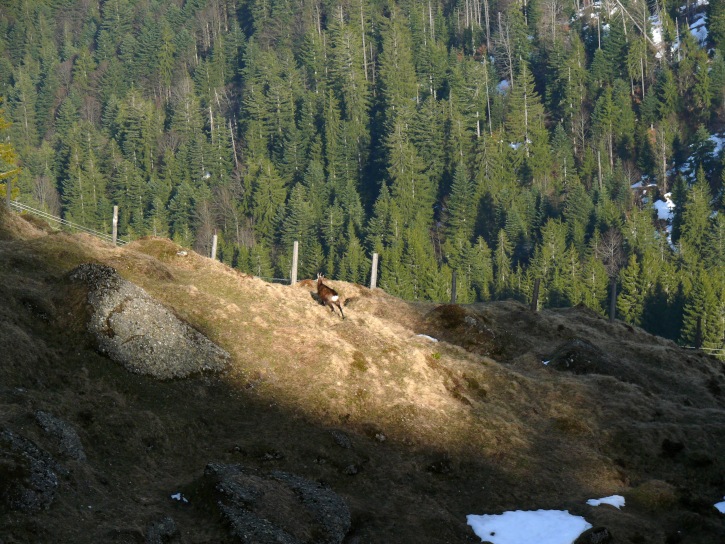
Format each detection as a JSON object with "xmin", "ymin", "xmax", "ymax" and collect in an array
[{"xmin": 0, "ymin": 0, "xmax": 724, "ymax": 355}]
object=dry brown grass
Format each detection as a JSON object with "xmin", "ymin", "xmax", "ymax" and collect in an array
[{"xmin": 1, "ymin": 210, "xmax": 725, "ymax": 543}]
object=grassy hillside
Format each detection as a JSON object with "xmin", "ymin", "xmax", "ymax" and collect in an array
[{"xmin": 1, "ymin": 206, "xmax": 724, "ymax": 543}]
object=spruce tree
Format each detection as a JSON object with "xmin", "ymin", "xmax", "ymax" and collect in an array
[
  {"xmin": 712, "ymin": 0, "xmax": 725, "ymax": 55},
  {"xmin": 680, "ymin": 269, "xmax": 722, "ymax": 351},
  {"xmin": 494, "ymin": 228, "xmax": 513, "ymax": 298},
  {"xmin": 281, "ymin": 184, "xmax": 318, "ymax": 279},
  {"xmin": 617, "ymin": 253, "xmax": 645, "ymax": 326},
  {"xmin": 339, "ymin": 222, "xmax": 370, "ymax": 285},
  {"xmin": 445, "ymin": 163, "xmax": 476, "ymax": 247},
  {"xmin": 679, "ymin": 166, "xmax": 712, "ymax": 260},
  {"xmin": 251, "ymin": 158, "xmax": 287, "ymax": 245},
  {"xmin": 468, "ymin": 237, "xmax": 494, "ymax": 301},
  {"xmin": 168, "ymin": 179, "xmax": 196, "ymax": 247},
  {"xmin": 386, "ymin": 118, "xmax": 433, "ymax": 227}
]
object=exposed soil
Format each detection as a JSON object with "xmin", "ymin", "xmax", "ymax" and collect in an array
[{"xmin": 1, "ymin": 207, "xmax": 724, "ymax": 543}]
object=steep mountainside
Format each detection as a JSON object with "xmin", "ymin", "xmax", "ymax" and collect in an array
[{"xmin": 1, "ymin": 207, "xmax": 724, "ymax": 543}]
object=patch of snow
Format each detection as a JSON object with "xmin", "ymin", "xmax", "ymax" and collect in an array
[
  {"xmin": 497, "ymin": 80, "xmax": 510, "ymax": 93},
  {"xmin": 710, "ymin": 134, "xmax": 725, "ymax": 157},
  {"xmin": 716, "ymin": 497, "xmax": 725, "ymax": 514},
  {"xmin": 170, "ymin": 492, "xmax": 189, "ymax": 503},
  {"xmin": 587, "ymin": 495, "xmax": 625, "ymax": 509},
  {"xmin": 467, "ymin": 510, "xmax": 592, "ymax": 544},
  {"xmin": 650, "ymin": 14, "xmax": 663, "ymax": 46},
  {"xmin": 416, "ymin": 334, "xmax": 439, "ymax": 342},
  {"xmin": 654, "ymin": 193, "xmax": 675, "ymax": 222},
  {"xmin": 542, "ymin": 360, "xmax": 550, "ymax": 365},
  {"xmin": 690, "ymin": 13, "xmax": 708, "ymax": 45},
  {"xmin": 681, "ymin": 0, "xmax": 709, "ymax": 10}
]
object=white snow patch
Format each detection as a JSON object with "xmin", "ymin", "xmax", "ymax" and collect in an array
[
  {"xmin": 709, "ymin": 134, "xmax": 725, "ymax": 156},
  {"xmin": 542, "ymin": 360, "xmax": 550, "ymax": 365},
  {"xmin": 681, "ymin": 0, "xmax": 709, "ymax": 10},
  {"xmin": 416, "ymin": 334, "xmax": 439, "ymax": 342},
  {"xmin": 170, "ymin": 492, "xmax": 189, "ymax": 503},
  {"xmin": 467, "ymin": 510, "xmax": 592, "ymax": 544},
  {"xmin": 654, "ymin": 193, "xmax": 675, "ymax": 222},
  {"xmin": 587, "ymin": 495, "xmax": 625, "ymax": 509},
  {"xmin": 497, "ymin": 79, "xmax": 510, "ymax": 93},
  {"xmin": 716, "ymin": 497, "xmax": 725, "ymax": 514},
  {"xmin": 690, "ymin": 13, "xmax": 708, "ymax": 45},
  {"xmin": 650, "ymin": 14, "xmax": 663, "ymax": 46}
]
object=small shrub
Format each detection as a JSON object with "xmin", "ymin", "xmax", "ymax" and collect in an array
[{"xmin": 628, "ymin": 480, "xmax": 677, "ymax": 511}]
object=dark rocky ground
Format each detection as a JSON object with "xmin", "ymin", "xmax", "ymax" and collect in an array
[{"xmin": 1, "ymin": 207, "xmax": 724, "ymax": 543}]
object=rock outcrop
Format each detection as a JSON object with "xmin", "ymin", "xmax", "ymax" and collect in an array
[
  {"xmin": 35, "ymin": 410, "xmax": 86, "ymax": 461},
  {"xmin": 204, "ymin": 463, "xmax": 351, "ymax": 544},
  {"xmin": 0, "ymin": 429, "xmax": 63, "ymax": 513},
  {"xmin": 69, "ymin": 263, "xmax": 229, "ymax": 379}
]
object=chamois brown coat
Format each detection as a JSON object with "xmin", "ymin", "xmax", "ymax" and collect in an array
[{"xmin": 316, "ymin": 273, "xmax": 344, "ymax": 319}]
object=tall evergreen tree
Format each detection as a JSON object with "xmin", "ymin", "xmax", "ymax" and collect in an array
[
  {"xmin": 679, "ymin": 166, "xmax": 712, "ymax": 261},
  {"xmin": 617, "ymin": 253, "xmax": 645, "ymax": 326},
  {"xmin": 680, "ymin": 268, "xmax": 722, "ymax": 350}
]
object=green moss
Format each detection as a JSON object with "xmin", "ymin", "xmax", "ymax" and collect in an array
[
  {"xmin": 351, "ymin": 350, "xmax": 368, "ymax": 372},
  {"xmin": 628, "ymin": 480, "xmax": 678, "ymax": 511}
]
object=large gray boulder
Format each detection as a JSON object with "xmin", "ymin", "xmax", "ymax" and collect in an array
[{"xmin": 69, "ymin": 263, "xmax": 230, "ymax": 379}]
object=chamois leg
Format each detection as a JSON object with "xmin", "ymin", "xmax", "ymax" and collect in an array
[{"xmin": 335, "ymin": 301, "xmax": 344, "ymax": 319}]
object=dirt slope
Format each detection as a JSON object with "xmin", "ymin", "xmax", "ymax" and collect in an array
[{"xmin": 1, "ymin": 207, "xmax": 724, "ymax": 543}]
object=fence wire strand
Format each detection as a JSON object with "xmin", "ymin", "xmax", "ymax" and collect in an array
[{"xmin": 9, "ymin": 200, "xmax": 127, "ymax": 245}]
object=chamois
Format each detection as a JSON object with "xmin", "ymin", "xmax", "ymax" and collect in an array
[{"xmin": 316, "ymin": 273, "xmax": 344, "ymax": 319}]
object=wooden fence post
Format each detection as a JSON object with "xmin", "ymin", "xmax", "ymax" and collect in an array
[
  {"xmin": 112, "ymin": 205, "xmax": 118, "ymax": 246},
  {"xmin": 370, "ymin": 252, "xmax": 378, "ymax": 290},
  {"xmin": 211, "ymin": 231, "xmax": 218, "ymax": 260},
  {"xmin": 530, "ymin": 278, "xmax": 541, "ymax": 312},
  {"xmin": 290, "ymin": 240, "xmax": 299, "ymax": 285},
  {"xmin": 451, "ymin": 271, "xmax": 457, "ymax": 304}
]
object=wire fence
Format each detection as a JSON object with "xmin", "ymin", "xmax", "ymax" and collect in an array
[
  {"xmin": 255, "ymin": 276, "xmax": 291, "ymax": 284},
  {"xmin": 9, "ymin": 200, "xmax": 128, "ymax": 246},
  {"xmin": 5, "ymin": 198, "xmax": 724, "ymax": 358},
  {"xmin": 684, "ymin": 346, "xmax": 725, "ymax": 355}
]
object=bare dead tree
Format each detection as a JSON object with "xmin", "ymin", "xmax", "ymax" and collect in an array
[
  {"xmin": 539, "ymin": 0, "xmax": 564, "ymax": 44},
  {"xmin": 495, "ymin": 12, "xmax": 516, "ymax": 89},
  {"xmin": 193, "ymin": 197, "xmax": 216, "ymax": 256},
  {"xmin": 212, "ymin": 176, "xmax": 245, "ymax": 246},
  {"xmin": 596, "ymin": 229, "xmax": 626, "ymax": 321},
  {"xmin": 596, "ymin": 229, "xmax": 625, "ymax": 279},
  {"xmin": 33, "ymin": 174, "xmax": 61, "ymax": 216}
]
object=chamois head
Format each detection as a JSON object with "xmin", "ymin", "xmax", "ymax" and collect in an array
[{"xmin": 316, "ymin": 273, "xmax": 344, "ymax": 319}]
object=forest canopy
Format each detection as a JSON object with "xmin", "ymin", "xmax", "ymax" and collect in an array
[{"xmin": 1, "ymin": 0, "xmax": 724, "ymax": 355}]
